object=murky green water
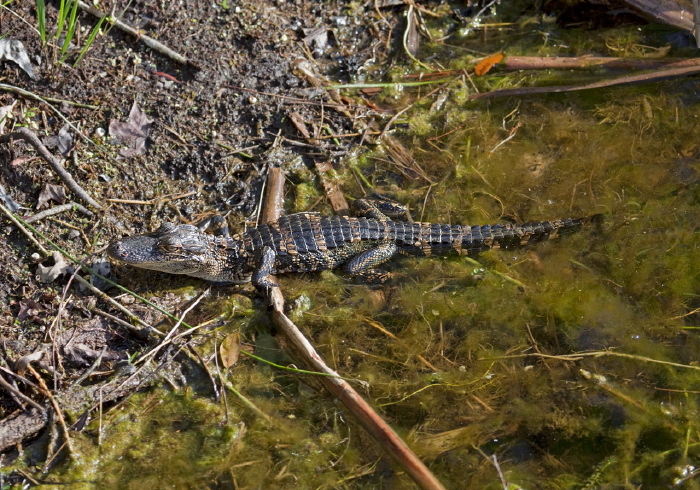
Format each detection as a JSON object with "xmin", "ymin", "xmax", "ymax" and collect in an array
[{"xmin": 44, "ymin": 12, "xmax": 700, "ymax": 490}]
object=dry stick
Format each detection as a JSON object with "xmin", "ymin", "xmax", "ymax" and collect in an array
[
  {"xmin": 0, "ymin": 84, "xmax": 99, "ymax": 109},
  {"xmin": 0, "ymin": 202, "xmax": 49, "ymax": 255},
  {"xmin": 500, "ymin": 56, "xmax": 700, "ymax": 71},
  {"xmin": 0, "ymin": 84, "xmax": 102, "ymax": 150},
  {"xmin": 260, "ymin": 167, "xmax": 445, "ymax": 490},
  {"xmin": 77, "ymin": 1, "xmax": 192, "ymax": 66},
  {"xmin": 469, "ymin": 64, "xmax": 700, "ymax": 100},
  {"xmin": 25, "ymin": 202, "xmax": 94, "ymax": 222},
  {"xmin": 695, "ymin": 0, "xmax": 700, "ymax": 48},
  {"xmin": 623, "ymin": 0, "xmax": 694, "ymax": 32},
  {"xmin": 26, "ymin": 364, "xmax": 73, "ymax": 455},
  {"xmin": 314, "ymin": 160, "xmax": 350, "ymax": 215},
  {"xmin": 0, "ymin": 374, "xmax": 45, "ymax": 412},
  {"xmin": 0, "ymin": 128, "xmax": 103, "ymax": 210},
  {"xmin": 73, "ymin": 275, "xmax": 161, "ymax": 337}
]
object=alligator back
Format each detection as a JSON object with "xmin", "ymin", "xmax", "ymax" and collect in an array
[{"xmin": 242, "ymin": 213, "xmax": 587, "ymax": 258}]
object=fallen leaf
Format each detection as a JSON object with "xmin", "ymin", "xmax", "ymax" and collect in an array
[
  {"xmin": 36, "ymin": 183, "xmax": 67, "ymax": 209},
  {"xmin": 44, "ymin": 123, "xmax": 74, "ymax": 156},
  {"xmin": 63, "ymin": 343, "xmax": 118, "ymax": 367},
  {"xmin": 17, "ymin": 299, "xmax": 44, "ymax": 321},
  {"xmin": 88, "ymin": 257, "xmax": 111, "ymax": 291},
  {"xmin": 220, "ymin": 332, "xmax": 241, "ymax": 368},
  {"xmin": 15, "ymin": 350, "xmax": 45, "ymax": 376},
  {"xmin": 0, "ymin": 184, "xmax": 20, "ymax": 213},
  {"xmin": 303, "ymin": 26, "xmax": 329, "ymax": 54},
  {"xmin": 36, "ymin": 251, "xmax": 72, "ymax": 283},
  {"xmin": 109, "ymin": 102, "xmax": 153, "ymax": 157},
  {"xmin": 0, "ymin": 39, "xmax": 36, "ymax": 80},
  {"xmin": 474, "ymin": 52, "xmax": 504, "ymax": 76},
  {"xmin": 0, "ymin": 101, "xmax": 16, "ymax": 134}
]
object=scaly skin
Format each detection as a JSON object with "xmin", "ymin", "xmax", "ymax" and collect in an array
[{"xmin": 108, "ymin": 200, "xmax": 594, "ymax": 289}]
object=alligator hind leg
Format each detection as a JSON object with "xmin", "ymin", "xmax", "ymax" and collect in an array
[
  {"xmin": 344, "ymin": 242, "xmax": 398, "ymax": 284},
  {"xmin": 352, "ymin": 197, "xmax": 411, "ymax": 221},
  {"xmin": 252, "ymin": 246, "xmax": 279, "ymax": 290}
]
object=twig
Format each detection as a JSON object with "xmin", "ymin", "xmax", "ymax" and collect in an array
[
  {"xmin": 260, "ymin": 167, "xmax": 446, "ymax": 490},
  {"xmin": 469, "ymin": 64, "xmax": 700, "ymax": 100},
  {"xmin": 492, "ymin": 454, "xmax": 508, "ymax": 490},
  {"xmin": 485, "ymin": 350, "xmax": 700, "ymax": 371},
  {"xmin": 224, "ymin": 381, "xmax": 273, "ymax": 423},
  {"xmin": 77, "ymin": 1, "xmax": 193, "ymax": 66},
  {"xmin": 71, "ymin": 345, "xmax": 107, "ymax": 386},
  {"xmin": 0, "ymin": 83, "xmax": 99, "ymax": 109},
  {"xmin": 189, "ymin": 345, "xmax": 220, "ymax": 402},
  {"xmin": 0, "ymin": 84, "xmax": 104, "ymax": 149},
  {"xmin": 500, "ymin": 55, "xmax": 700, "ymax": 71},
  {"xmin": 0, "ymin": 128, "xmax": 103, "ymax": 210},
  {"xmin": 0, "ymin": 202, "xmax": 50, "ymax": 255},
  {"xmin": 25, "ymin": 202, "xmax": 94, "ymax": 223},
  {"xmin": 314, "ymin": 161, "xmax": 350, "ymax": 214},
  {"xmin": 623, "ymin": 0, "xmax": 694, "ymax": 32},
  {"xmin": 74, "ymin": 275, "xmax": 161, "ymax": 337},
  {"xmin": 403, "ymin": 5, "xmax": 432, "ymax": 71},
  {"xmin": 0, "ymin": 374, "xmax": 45, "ymax": 412},
  {"xmin": 26, "ymin": 364, "xmax": 73, "ymax": 455},
  {"xmin": 136, "ymin": 289, "xmax": 210, "ymax": 365},
  {"xmin": 695, "ymin": 0, "xmax": 700, "ymax": 48}
]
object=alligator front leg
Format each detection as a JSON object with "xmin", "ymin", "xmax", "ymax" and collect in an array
[
  {"xmin": 345, "ymin": 242, "xmax": 398, "ymax": 284},
  {"xmin": 252, "ymin": 246, "xmax": 280, "ymax": 290}
]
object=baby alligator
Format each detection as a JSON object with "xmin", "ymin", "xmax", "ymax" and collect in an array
[{"xmin": 108, "ymin": 199, "xmax": 594, "ymax": 289}]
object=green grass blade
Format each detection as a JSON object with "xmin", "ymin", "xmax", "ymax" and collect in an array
[
  {"xmin": 55, "ymin": 0, "xmax": 68, "ymax": 41},
  {"xmin": 59, "ymin": 0, "xmax": 79, "ymax": 61},
  {"xmin": 35, "ymin": 0, "xmax": 46, "ymax": 44},
  {"xmin": 73, "ymin": 15, "xmax": 105, "ymax": 66}
]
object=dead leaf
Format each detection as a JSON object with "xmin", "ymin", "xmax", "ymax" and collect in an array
[
  {"xmin": 44, "ymin": 123, "xmax": 74, "ymax": 156},
  {"xmin": 220, "ymin": 333, "xmax": 241, "ymax": 368},
  {"xmin": 303, "ymin": 26, "xmax": 329, "ymax": 54},
  {"xmin": 63, "ymin": 343, "xmax": 118, "ymax": 367},
  {"xmin": 88, "ymin": 257, "xmax": 111, "ymax": 291},
  {"xmin": 36, "ymin": 251, "xmax": 72, "ymax": 283},
  {"xmin": 0, "ymin": 39, "xmax": 36, "ymax": 80},
  {"xmin": 0, "ymin": 101, "xmax": 16, "ymax": 134},
  {"xmin": 475, "ymin": 52, "xmax": 504, "ymax": 76},
  {"xmin": 36, "ymin": 184, "xmax": 67, "ymax": 209},
  {"xmin": 109, "ymin": 102, "xmax": 153, "ymax": 157},
  {"xmin": 17, "ymin": 299, "xmax": 44, "ymax": 321},
  {"xmin": 15, "ymin": 350, "xmax": 45, "ymax": 376},
  {"xmin": 0, "ymin": 184, "xmax": 20, "ymax": 213},
  {"xmin": 405, "ymin": 9, "xmax": 420, "ymax": 57}
]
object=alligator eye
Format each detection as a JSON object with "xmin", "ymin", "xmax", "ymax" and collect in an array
[{"xmin": 158, "ymin": 237, "xmax": 181, "ymax": 253}]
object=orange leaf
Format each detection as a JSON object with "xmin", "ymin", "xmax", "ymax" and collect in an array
[
  {"xmin": 220, "ymin": 332, "xmax": 241, "ymax": 368},
  {"xmin": 474, "ymin": 53, "xmax": 504, "ymax": 76}
]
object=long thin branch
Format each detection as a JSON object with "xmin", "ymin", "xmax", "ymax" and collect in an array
[
  {"xmin": 623, "ymin": 0, "xmax": 694, "ymax": 32},
  {"xmin": 469, "ymin": 64, "xmax": 700, "ymax": 100},
  {"xmin": 0, "ymin": 128, "xmax": 103, "ymax": 210},
  {"xmin": 499, "ymin": 56, "xmax": 700, "ymax": 71},
  {"xmin": 77, "ymin": 1, "xmax": 193, "ymax": 66},
  {"xmin": 260, "ymin": 167, "xmax": 445, "ymax": 490}
]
